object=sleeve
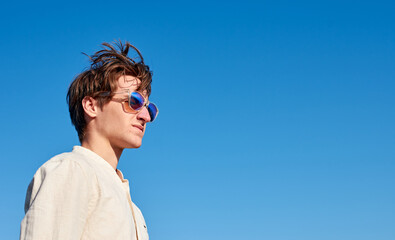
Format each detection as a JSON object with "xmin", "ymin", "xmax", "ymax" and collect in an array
[{"xmin": 20, "ymin": 158, "xmax": 97, "ymax": 240}]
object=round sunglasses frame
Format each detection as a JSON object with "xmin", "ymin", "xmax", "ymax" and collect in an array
[{"xmin": 99, "ymin": 90, "xmax": 158, "ymax": 122}]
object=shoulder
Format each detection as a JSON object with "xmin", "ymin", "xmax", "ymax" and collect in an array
[
  {"xmin": 32, "ymin": 150, "xmax": 98, "ymax": 186},
  {"xmin": 24, "ymin": 149, "xmax": 100, "ymax": 212}
]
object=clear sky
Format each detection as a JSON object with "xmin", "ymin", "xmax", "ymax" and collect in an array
[{"xmin": 1, "ymin": 0, "xmax": 394, "ymax": 239}]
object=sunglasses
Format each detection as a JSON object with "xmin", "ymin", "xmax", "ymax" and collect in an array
[{"xmin": 100, "ymin": 90, "xmax": 159, "ymax": 122}]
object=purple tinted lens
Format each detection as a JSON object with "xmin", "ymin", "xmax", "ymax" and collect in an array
[
  {"xmin": 147, "ymin": 103, "xmax": 158, "ymax": 122},
  {"xmin": 129, "ymin": 92, "xmax": 144, "ymax": 110}
]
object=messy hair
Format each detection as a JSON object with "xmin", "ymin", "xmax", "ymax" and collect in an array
[{"xmin": 67, "ymin": 41, "xmax": 153, "ymax": 142}]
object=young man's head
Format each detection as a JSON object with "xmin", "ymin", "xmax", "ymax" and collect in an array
[{"xmin": 67, "ymin": 41, "xmax": 157, "ymax": 148}]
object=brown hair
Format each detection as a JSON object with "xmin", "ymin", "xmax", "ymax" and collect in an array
[{"xmin": 66, "ymin": 41, "xmax": 153, "ymax": 142}]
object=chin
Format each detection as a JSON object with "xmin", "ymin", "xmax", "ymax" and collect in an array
[
  {"xmin": 133, "ymin": 143, "xmax": 142, "ymax": 148},
  {"xmin": 127, "ymin": 140, "xmax": 143, "ymax": 149}
]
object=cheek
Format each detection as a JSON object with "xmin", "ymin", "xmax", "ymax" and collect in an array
[{"xmin": 100, "ymin": 107, "xmax": 123, "ymax": 128}]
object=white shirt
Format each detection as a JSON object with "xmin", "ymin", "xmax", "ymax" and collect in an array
[{"xmin": 20, "ymin": 146, "xmax": 149, "ymax": 240}]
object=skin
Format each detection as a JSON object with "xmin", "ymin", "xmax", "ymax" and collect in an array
[{"xmin": 81, "ymin": 75, "xmax": 151, "ymax": 170}]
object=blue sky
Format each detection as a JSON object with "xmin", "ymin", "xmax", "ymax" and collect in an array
[{"xmin": 1, "ymin": 0, "xmax": 394, "ymax": 239}]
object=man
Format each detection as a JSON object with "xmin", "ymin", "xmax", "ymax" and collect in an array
[{"xmin": 20, "ymin": 41, "xmax": 158, "ymax": 240}]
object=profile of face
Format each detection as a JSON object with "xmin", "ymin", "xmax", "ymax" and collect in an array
[{"xmin": 93, "ymin": 75, "xmax": 152, "ymax": 150}]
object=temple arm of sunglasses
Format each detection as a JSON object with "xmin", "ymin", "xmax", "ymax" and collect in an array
[{"xmin": 98, "ymin": 90, "xmax": 130, "ymax": 97}]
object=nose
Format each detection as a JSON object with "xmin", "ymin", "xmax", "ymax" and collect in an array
[{"xmin": 137, "ymin": 106, "xmax": 151, "ymax": 122}]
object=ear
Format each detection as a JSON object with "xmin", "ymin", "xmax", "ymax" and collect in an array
[{"xmin": 82, "ymin": 96, "xmax": 99, "ymax": 118}]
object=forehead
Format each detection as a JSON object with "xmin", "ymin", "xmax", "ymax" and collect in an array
[
  {"xmin": 117, "ymin": 75, "xmax": 148, "ymax": 97},
  {"xmin": 117, "ymin": 75, "xmax": 140, "ymax": 89}
]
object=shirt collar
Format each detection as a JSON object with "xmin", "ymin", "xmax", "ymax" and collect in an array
[{"xmin": 72, "ymin": 145, "xmax": 129, "ymax": 184}]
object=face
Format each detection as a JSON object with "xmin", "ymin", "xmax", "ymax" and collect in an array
[{"xmin": 94, "ymin": 75, "xmax": 151, "ymax": 150}]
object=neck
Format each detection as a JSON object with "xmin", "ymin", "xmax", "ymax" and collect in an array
[{"xmin": 81, "ymin": 134, "xmax": 123, "ymax": 170}]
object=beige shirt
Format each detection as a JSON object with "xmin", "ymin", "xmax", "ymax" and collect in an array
[{"xmin": 20, "ymin": 146, "xmax": 149, "ymax": 240}]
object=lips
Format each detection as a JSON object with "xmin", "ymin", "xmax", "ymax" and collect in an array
[{"xmin": 132, "ymin": 124, "xmax": 144, "ymax": 132}]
